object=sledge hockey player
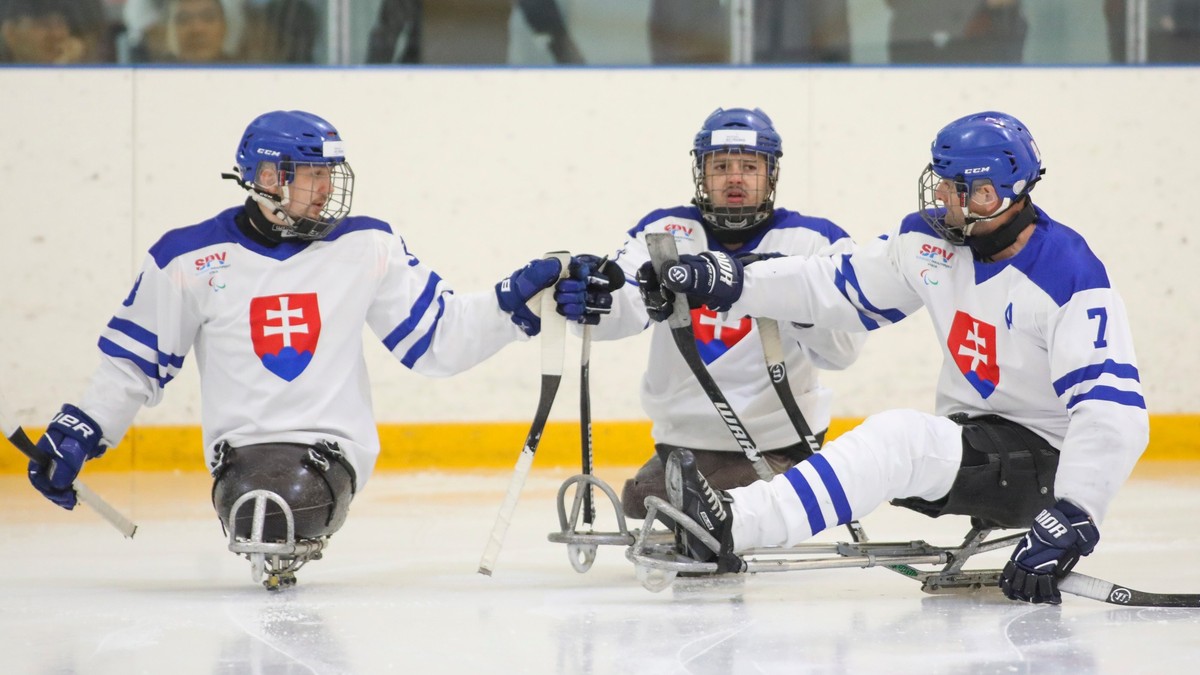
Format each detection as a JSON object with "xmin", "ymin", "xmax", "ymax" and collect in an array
[
  {"xmin": 25, "ymin": 110, "xmax": 609, "ymax": 588},
  {"xmin": 646, "ymin": 111, "xmax": 1149, "ymax": 604},
  {"xmin": 583, "ymin": 107, "xmax": 864, "ymax": 521}
]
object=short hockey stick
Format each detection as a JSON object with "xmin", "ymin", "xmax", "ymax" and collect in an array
[
  {"xmin": 478, "ymin": 251, "xmax": 572, "ymax": 575},
  {"xmin": 1059, "ymin": 571, "xmax": 1200, "ymax": 608},
  {"xmin": 579, "ymin": 324, "xmax": 596, "ymax": 528},
  {"xmin": 756, "ymin": 318, "xmax": 873, "ymax": 544},
  {"xmin": 645, "ymin": 232, "xmax": 772, "ymax": 481},
  {"xmin": 0, "ymin": 399, "xmax": 137, "ymax": 539}
]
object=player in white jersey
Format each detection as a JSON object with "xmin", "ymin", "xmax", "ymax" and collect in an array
[
  {"xmin": 24, "ymin": 110, "xmax": 610, "ymax": 587},
  {"xmin": 586, "ymin": 107, "xmax": 864, "ymax": 520},
  {"xmin": 647, "ymin": 111, "xmax": 1149, "ymax": 604}
]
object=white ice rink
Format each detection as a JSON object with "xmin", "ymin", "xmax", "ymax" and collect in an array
[{"xmin": 4, "ymin": 463, "xmax": 1200, "ymax": 674}]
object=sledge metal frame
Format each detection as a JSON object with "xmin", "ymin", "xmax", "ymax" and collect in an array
[
  {"xmin": 546, "ymin": 473, "xmax": 675, "ymax": 572},
  {"xmin": 227, "ymin": 489, "xmax": 328, "ymax": 591},
  {"xmin": 625, "ymin": 496, "xmax": 1024, "ymax": 593}
]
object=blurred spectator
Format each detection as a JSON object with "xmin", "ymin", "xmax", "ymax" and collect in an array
[
  {"xmin": 365, "ymin": 0, "xmax": 582, "ymax": 64},
  {"xmin": 886, "ymin": 0, "xmax": 1027, "ymax": 64},
  {"xmin": 124, "ymin": 0, "xmax": 245, "ymax": 62},
  {"xmin": 754, "ymin": 0, "xmax": 849, "ymax": 63},
  {"xmin": 1, "ymin": 0, "xmax": 113, "ymax": 63},
  {"xmin": 244, "ymin": 0, "xmax": 320, "ymax": 63},
  {"xmin": 648, "ymin": 0, "xmax": 727, "ymax": 63},
  {"xmin": 649, "ymin": 0, "xmax": 849, "ymax": 65},
  {"xmin": 1105, "ymin": 0, "xmax": 1200, "ymax": 62}
]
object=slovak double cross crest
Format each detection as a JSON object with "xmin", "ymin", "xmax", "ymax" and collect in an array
[
  {"xmin": 250, "ymin": 293, "xmax": 322, "ymax": 381},
  {"xmin": 947, "ymin": 310, "xmax": 999, "ymax": 398},
  {"xmin": 692, "ymin": 306, "xmax": 751, "ymax": 364}
]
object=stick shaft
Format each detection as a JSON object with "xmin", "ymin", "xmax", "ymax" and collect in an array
[{"xmin": 645, "ymin": 232, "xmax": 772, "ymax": 481}]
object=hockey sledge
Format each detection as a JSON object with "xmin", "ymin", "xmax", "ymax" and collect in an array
[
  {"xmin": 546, "ymin": 473, "xmax": 675, "ymax": 572},
  {"xmin": 625, "ymin": 496, "xmax": 1024, "ymax": 593},
  {"xmin": 227, "ymin": 489, "xmax": 328, "ymax": 591}
]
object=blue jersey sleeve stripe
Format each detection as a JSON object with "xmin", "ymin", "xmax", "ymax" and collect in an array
[
  {"xmin": 835, "ymin": 256, "xmax": 908, "ymax": 325},
  {"xmin": 99, "ymin": 337, "xmax": 173, "ymax": 388},
  {"xmin": 807, "ymin": 454, "xmax": 852, "ymax": 526},
  {"xmin": 382, "ymin": 272, "xmax": 442, "ymax": 351},
  {"xmin": 833, "ymin": 269, "xmax": 881, "ymax": 330},
  {"xmin": 783, "ymin": 466, "xmax": 827, "ymax": 535},
  {"xmin": 1052, "ymin": 360, "xmax": 1141, "ymax": 396},
  {"xmin": 1066, "ymin": 386, "xmax": 1147, "ymax": 410},
  {"xmin": 400, "ymin": 295, "xmax": 447, "ymax": 368},
  {"xmin": 107, "ymin": 318, "xmax": 186, "ymax": 369}
]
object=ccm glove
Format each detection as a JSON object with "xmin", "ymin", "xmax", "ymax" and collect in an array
[
  {"xmin": 556, "ymin": 255, "xmax": 626, "ymax": 325},
  {"xmin": 496, "ymin": 258, "xmax": 564, "ymax": 336},
  {"xmin": 999, "ymin": 499, "xmax": 1099, "ymax": 604},
  {"xmin": 659, "ymin": 251, "xmax": 745, "ymax": 312},
  {"xmin": 28, "ymin": 404, "xmax": 107, "ymax": 510}
]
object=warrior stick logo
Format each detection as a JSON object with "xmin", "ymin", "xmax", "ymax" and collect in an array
[
  {"xmin": 1109, "ymin": 587, "xmax": 1133, "ymax": 604},
  {"xmin": 250, "ymin": 293, "xmax": 322, "ymax": 381},
  {"xmin": 714, "ymin": 402, "xmax": 757, "ymax": 456},
  {"xmin": 768, "ymin": 363, "xmax": 785, "ymax": 383}
]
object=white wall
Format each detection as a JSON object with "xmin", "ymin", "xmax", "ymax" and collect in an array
[{"xmin": 1, "ymin": 66, "xmax": 1196, "ymax": 429}]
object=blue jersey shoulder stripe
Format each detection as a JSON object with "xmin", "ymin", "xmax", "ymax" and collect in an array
[
  {"xmin": 324, "ymin": 215, "xmax": 392, "ymax": 241},
  {"xmin": 1066, "ymin": 386, "xmax": 1146, "ymax": 410},
  {"xmin": 382, "ymin": 271, "xmax": 443, "ymax": 351},
  {"xmin": 401, "ymin": 295, "xmax": 447, "ymax": 368},
  {"xmin": 149, "ymin": 207, "xmax": 245, "ymax": 269},
  {"xmin": 627, "ymin": 205, "xmax": 701, "ymax": 239},
  {"xmin": 899, "ymin": 211, "xmax": 942, "ymax": 238},
  {"xmin": 1011, "ymin": 209, "xmax": 1110, "ymax": 307},
  {"xmin": 1053, "ymin": 359, "xmax": 1140, "ymax": 397},
  {"xmin": 771, "ymin": 209, "xmax": 852, "ymax": 244}
]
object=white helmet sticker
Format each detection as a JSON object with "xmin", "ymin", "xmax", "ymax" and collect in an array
[
  {"xmin": 323, "ymin": 140, "xmax": 346, "ymax": 158},
  {"xmin": 711, "ymin": 130, "xmax": 757, "ymax": 146}
]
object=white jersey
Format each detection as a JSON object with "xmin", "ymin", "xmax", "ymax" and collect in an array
[
  {"xmin": 590, "ymin": 206, "xmax": 865, "ymax": 452},
  {"xmin": 78, "ymin": 206, "xmax": 527, "ymax": 487},
  {"xmin": 733, "ymin": 205, "xmax": 1149, "ymax": 520}
]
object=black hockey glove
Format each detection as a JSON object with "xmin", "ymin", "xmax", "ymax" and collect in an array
[
  {"xmin": 28, "ymin": 404, "xmax": 107, "ymax": 510},
  {"xmin": 496, "ymin": 257, "xmax": 564, "ymax": 336},
  {"xmin": 556, "ymin": 255, "xmax": 625, "ymax": 325},
  {"xmin": 659, "ymin": 251, "xmax": 744, "ymax": 313},
  {"xmin": 999, "ymin": 499, "xmax": 1099, "ymax": 604}
]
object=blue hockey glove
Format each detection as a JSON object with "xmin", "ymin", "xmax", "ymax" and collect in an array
[
  {"xmin": 635, "ymin": 260, "xmax": 676, "ymax": 322},
  {"xmin": 496, "ymin": 257, "xmax": 564, "ymax": 336},
  {"xmin": 28, "ymin": 404, "xmax": 107, "ymax": 510},
  {"xmin": 999, "ymin": 499, "xmax": 1099, "ymax": 604},
  {"xmin": 659, "ymin": 251, "xmax": 744, "ymax": 312},
  {"xmin": 555, "ymin": 255, "xmax": 626, "ymax": 325}
]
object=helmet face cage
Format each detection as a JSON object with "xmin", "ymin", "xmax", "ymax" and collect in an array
[
  {"xmin": 917, "ymin": 112, "xmax": 1042, "ymax": 245},
  {"xmin": 251, "ymin": 158, "xmax": 355, "ymax": 240},
  {"xmin": 234, "ymin": 110, "xmax": 355, "ymax": 240},
  {"xmin": 692, "ymin": 146, "xmax": 779, "ymax": 232},
  {"xmin": 691, "ymin": 107, "xmax": 783, "ymax": 233}
]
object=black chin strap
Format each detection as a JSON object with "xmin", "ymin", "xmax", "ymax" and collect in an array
[{"xmin": 967, "ymin": 201, "xmax": 1037, "ymax": 261}]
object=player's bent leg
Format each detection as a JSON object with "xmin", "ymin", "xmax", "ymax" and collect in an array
[
  {"xmin": 726, "ymin": 409, "xmax": 963, "ymax": 550},
  {"xmin": 620, "ymin": 453, "xmax": 666, "ymax": 520},
  {"xmin": 211, "ymin": 441, "xmax": 357, "ymax": 542}
]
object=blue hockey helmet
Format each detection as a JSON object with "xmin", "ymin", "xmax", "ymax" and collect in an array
[
  {"xmin": 227, "ymin": 110, "xmax": 355, "ymax": 240},
  {"xmin": 692, "ymin": 108, "xmax": 783, "ymax": 238},
  {"xmin": 919, "ymin": 111, "xmax": 1044, "ymax": 244}
]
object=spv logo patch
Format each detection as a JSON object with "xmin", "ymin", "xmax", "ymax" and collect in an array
[
  {"xmin": 692, "ymin": 306, "xmax": 750, "ymax": 364},
  {"xmin": 250, "ymin": 293, "xmax": 322, "ymax": 381},
  {"xmin": 947, "ymin": 311, "xmax": 999, "ymax": 398}
]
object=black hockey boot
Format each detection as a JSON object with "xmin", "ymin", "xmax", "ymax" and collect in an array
[{"xmin": 665, "ymin": 449, "xmax": 746, "ymax": 573}]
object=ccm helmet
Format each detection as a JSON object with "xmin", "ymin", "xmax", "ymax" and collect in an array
[
  {"xmin": 227, "ymin": 110, "xmax": 355, "ymax": 240},
  {"xmin": 692, "ymin": 108, "xmax": 783, "ymax": 240},
  {"xmin": 918, "ymin": 111, "xmax": 1043, "ymax": 244}
]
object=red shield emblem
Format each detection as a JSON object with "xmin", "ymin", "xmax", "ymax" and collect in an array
[
  {"xmin": 692, "ymin": 306, "xmax": 751, "ymax": 364},
  {"xmin": 250, "ymin": 293, "xmax": 321, "ymax": 381},
  {"xmin": 947, "ymin": 310, "xmax": 999, "ymax": 398}
]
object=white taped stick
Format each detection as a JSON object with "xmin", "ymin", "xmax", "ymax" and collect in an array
[{"xmin": 478, "ymin": 251, "xmax": 571, "ymax": 575}]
